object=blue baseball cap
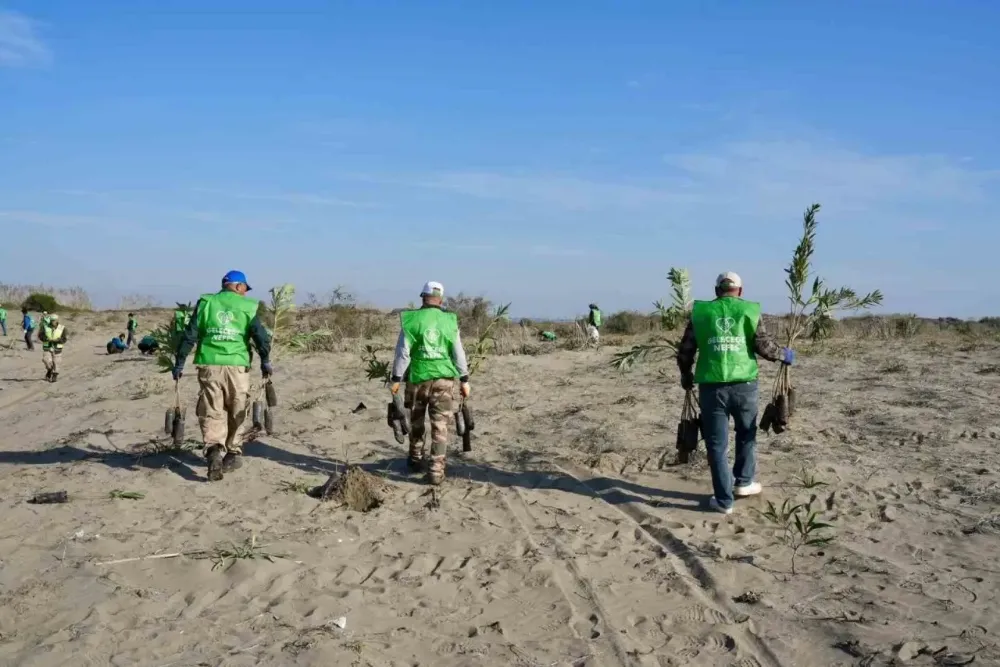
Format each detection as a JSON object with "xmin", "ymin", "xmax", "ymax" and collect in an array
[{"xmin": 222, "ymin": 270, "xmax": 252, "ymax": 290}]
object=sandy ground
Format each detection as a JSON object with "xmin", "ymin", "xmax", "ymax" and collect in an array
[{"xmin": 1, "ymin": 328, "xmax": 999, "ymax": 666}]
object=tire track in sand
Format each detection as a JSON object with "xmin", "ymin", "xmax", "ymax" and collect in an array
[
  {"xmin": 499, "ymin": 485, "xmax": 632, "ymax": 666},
  {"xmin": 551, "ymin": 460, "xmax": 787, "ymax": 667}
]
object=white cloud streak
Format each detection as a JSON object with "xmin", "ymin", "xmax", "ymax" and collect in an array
[
  {"xmin": 0, "ymin": 10, "xmax": 50, "ymax": 68},
  {"xmin": 193, "ymin": 188, "xmax": 376, "ymax": 209}
]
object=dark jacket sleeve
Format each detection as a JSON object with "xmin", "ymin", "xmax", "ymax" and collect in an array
[
  {"xmin": 249, "ymin": 315, "xmax": 272, "ymax": 364},
  {"xmin": 675, "ymin": 319, "xmax": 697, "ymax": 375},
  {"xmin": 753, "ymin": 317, "xmax": 784, "ymax": 362},
  {"xmin": 38, "ymin": 328, "xmax": 49, "ymax": 343},
  {"xmin": 57, "ymin": 329, "xmax": 68, "ymax": 344},
  {"xmin": 174, "ymin": 299, "xmax": 203, "ymax": 363}
]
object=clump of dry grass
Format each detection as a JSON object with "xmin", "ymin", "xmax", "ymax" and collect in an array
[
  {"xmin": 311, "ymin": 466, "xmax": 390, "ymax": 512},
  {"xmin": 0, "ymin": 283, "xmax": 93, "ymax": 310}
]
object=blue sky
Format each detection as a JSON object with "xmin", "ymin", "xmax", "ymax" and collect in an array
[{"xmin": 1, "ymin": 1, "xmax": 998, "ymax": 317}]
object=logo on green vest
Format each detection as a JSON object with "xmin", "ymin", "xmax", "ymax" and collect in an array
[
  {"xmin": 217, "ymin": 311, "xmax": 234, "ymax": 326},
  {"xmin": 419, "ymin": 328, "xmax": 446, "ymax": 359},
  {"xmin": 716, "ymin": 317, "xmax": 736, "ymax": 335}
]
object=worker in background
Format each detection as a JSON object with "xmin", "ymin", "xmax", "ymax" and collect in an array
[
  {"xmin": 126, "ymin": 312, "xmax": 138, "ymax": 348},
  {"xmin": 173, "ymin": 306, "xmax": 192, "ymax": 335},
  {"xmin": 676, "ymin": 272, "xmax": 794, "ymax": 514},
  {"xmin": 587, "ymin": 303, "xmax": 602, "ymax": 346},
  {"xmin": 39, "ymin": 313, "xmax": 67, "ymax": 382},
  {"xmin": 137, "ymin": 334, "xmax": 159, "ymax": 355},
  {"xmin": 390, "ymin": 281, "xmax": 470, "ymax": 485},
  {"xmin": 21, "ymin": 308, "xmax": 35, "ymax": 350},
  {"xmin": 172, "ymin": 270, "xmax": 272, "ymax": 481},
  {"xmin": 107, "ymin": 334, "xmax": 127, "ymax": 354},
  {"xmin": 0, "ymin": 303, "xmax": 7, "ymax": 336}
]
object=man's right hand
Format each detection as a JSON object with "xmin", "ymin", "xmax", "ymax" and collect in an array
[
  {"xmin": 390, "ymin": 382, "xmax": 401, "ymax": 395},
  {"xmin": 460, "ymin": 382, "xmax": 471, "ymax": 399}
]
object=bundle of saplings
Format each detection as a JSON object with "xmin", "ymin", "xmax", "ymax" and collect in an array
[
  {"xmin": 676, "ymin": 388, "xmax": 701, "ymax": 463},
  {"xmin": 761, "ymin": 203, "xmax": 882, "ymax": 434}
]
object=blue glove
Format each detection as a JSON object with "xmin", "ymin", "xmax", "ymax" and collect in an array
[
  {"xmin": 780, "ymin": 347, "xmax": 795, "ymax": 365},
  {"xmin": 261, "ymin": 361, "xmax": 273, "ymax": 378},
  {"xmin": 171, "ymin": 363, "xmax": 184, "ymax": 381}
]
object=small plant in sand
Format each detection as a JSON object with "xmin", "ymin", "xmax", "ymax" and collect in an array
[
  {"xmin": 757, "ymin": 497, "xmax": 835, "ymax": 575},
  {"xmin": 612, "ymin": 267, "xmax": 692, "ymax": 371},
  {"xmin": 153, "ymin": 301, "xmax": 195, "ymax": 374},
  {"xmin": 792, "ymin": 469, "xmax": 829, "ymax": 489},
  {"xmin": 277, "ymin": 479, "xmax": 314, "ymax": 495},
  {"xmin": 109, "ymin": 489, "xmax": 146, "ymax": 500},
  {"xmin": 466, "ymin": 302, "xmax": 511, "ymax": 376},
  {"xmin": 764, "ymin": 204, "xmax": 882, "ymax": 433},
  {"xmin": 361, "ymin": 344, "xmax": 392, "ymax": 386}
]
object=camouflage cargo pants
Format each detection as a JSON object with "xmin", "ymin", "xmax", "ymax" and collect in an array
[
  {"xmin": 42, "ymin": 350, "xmax": 61, "ymax": 373},
  {"xmin": 196, "ymin": 365, "xmax": 251, "ymax": 455},
  {"xmin": 407, "ymin": 378, "xmax": 456, "ymax": 483}
]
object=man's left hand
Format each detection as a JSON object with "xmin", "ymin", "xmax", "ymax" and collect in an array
[
  {"xmin": 390, "ymin": 382, "xmax": 401, "ymax": 395},
  {"xmin": 261, "ymin": 361, "xmax": 273, "ymax": 378},
  {"xmin": 680, "ymin": 372, "xmax": 694, "ymax": 390}
]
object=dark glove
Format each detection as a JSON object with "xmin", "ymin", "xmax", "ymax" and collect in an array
[
  {"xmin": 680, "ymin": 371, "xmax": 694, "ymax": 390},
  {"xmin": 780, "ymin": 347, "xmax": 795, "ymax": 365},
  {"xmin": 261, "ymin": 361, "xmax": 273, "ymax": 378},
  {"xmin": 171, "ymin": 363, "xmax": 184, "ymax": 381}
]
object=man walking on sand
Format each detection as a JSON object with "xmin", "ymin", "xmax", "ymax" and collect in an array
[
  {"xmin": 172, "ymin": 270, "xmax": 272, "ymax": 482},
  {"xmin": 21, "ymin": 308, "xmax": 35, "ymax": 350},
  {"xmin": 390, "ymin": 281, "xmax": 470, "ymax": 485},
  {"xmin": 126, "ymin": 312, "xmax": 138, "ymax": 348},
  {"xmin": 676, "ymin": 272, "xmax": 795, "ymax": 515},
  {"xmin": 0, "ymin": 304, "xmax": 7, "ymax": 336},
  {"xmin": 39, "ymin": 313, "xmax": 67, "ymax": 382}
]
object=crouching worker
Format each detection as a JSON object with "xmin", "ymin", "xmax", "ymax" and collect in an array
[
  {"xmin": 172, "ymin": 270, "xmax": 272, "ymax": 481},
  {"xmin": 389, "ymin": 281, "xmax": 470, "ymax": 485},
  {"xmin": 137, "ymin": 334, "xmax": 159, "ymax": 355},
  {"xmin": 39, "ymin": 313, "xmax": 67, "ymax": 382},
  {"xmin": 107, "ymin": 334, "xmax": 127, "ymax": 354}
]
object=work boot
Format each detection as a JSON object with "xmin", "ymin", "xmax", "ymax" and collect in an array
[
  {"xmin": 206, "ymin": 445, "xmax": 226, "ymax": 482},
  {"xmin": 50, "ymin": 372, "xmax": 58, "ymax": 383},
  {"xmin": 427, "ymin": 455, "xmax": 446, "ymax": 486},
  {"xmin": 222, "ymin": 452, "xmax": 243, "ymax": 472},
  {"xmin": 45, "ymin": 369, "xmax": 52, "ymax": 381},
  {"xmin": 407, "ymin": 444, "xmax": 425, "ymax": 472}
]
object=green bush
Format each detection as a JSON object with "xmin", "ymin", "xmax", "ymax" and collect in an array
[{"xmin": 22, "ymin": 293, "xmax": 60, "ymax": 313}]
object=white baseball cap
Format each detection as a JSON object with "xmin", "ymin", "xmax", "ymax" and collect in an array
[
  {"xmin": 420, "ymin": 281, "xmax": 444, "ymax": 297},
  {"xmin": 716, "ymin": 272, "xmax": 743, "ymax": 289}
]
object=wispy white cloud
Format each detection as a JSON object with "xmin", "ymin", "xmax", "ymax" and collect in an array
[
  {"xmin": 664, "ymin": 140, "xmax": 1000, "ymax": 214},
  {"xmin": 0, "ymin": 10, "xmax": 50, "ymax": 68},
  {"xmin": 193, "ymin": 187, "xmax": 376, "ymax": 209},
  {"xmin": 0, "ymin": 210, "xmax": 103, "ymax": 228},
  {"xmin": 402, "ymin": 172, "xmax": 699, "ymax": 211}
]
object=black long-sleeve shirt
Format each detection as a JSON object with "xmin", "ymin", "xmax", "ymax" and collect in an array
[
  {"xmin": 676, "ymin": 310, "xmax": 783, "ymax": 375},
  {"xmin": 174, "ymin": 296, "xmax": 271, "ymax": 366}
]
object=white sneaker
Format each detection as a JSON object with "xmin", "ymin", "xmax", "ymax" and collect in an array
[
  {"xmin": 734, "ymin": 482, "xmax": 762, "ymax": 497},
  {"xmin": 708, "ymin": 497, "xmax": 733, "ymax": 515}
]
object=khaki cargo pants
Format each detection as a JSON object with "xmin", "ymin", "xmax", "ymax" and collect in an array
[
  {"xmin": 407, "ymin": 378, "xmax": 456, "ymax": 482},
  {"xmin": 42, "ymin": 349, "xmax": 61, "ymax": 373},
  {"xmin": 196, "ymin": 366, "xmax": 251, "ymax": 455}
]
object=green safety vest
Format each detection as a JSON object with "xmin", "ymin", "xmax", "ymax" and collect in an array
[
  {"xmin": 193, "ymin": 291, "xmax": 259, "ymax": 367},
  {"xmin": 128, "ymin": 317, "xmax": 138, "ymax": 331},
  {"xmin": 173, "ymin": 310, "xmax": 190, "ymax": 334},
  {"xmin": 0, "ymin": 308, "xmax": 6, "ymax": 321},
  {"xmin": 591, "ymin": 308, "xmax": 602, "ymax": 327},
  {"xmin": 400, "ymin": 307, "xmax": 460, "ymax": 385},
  {"xmin": 692, "ymin": 297, "xmax": 761, "ymax": 384},
  {"xmin": 42, "ymin": 324, "xmax": 65, "ymax": 352}
]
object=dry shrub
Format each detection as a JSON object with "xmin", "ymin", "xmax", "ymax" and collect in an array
[
  {"xmin": 844, "ymin": 314, "xmax": 923, "ymax": 340},
  {"xmin": 0, "ymin": 283, "xmax": 93, "ymax": 310},
  {"xmin": 603, "ymin": 310, "xmax": 660, "ymax": 335},
  {"xmin": 117, "ymin": 294, "xmax": 162, "ymax": 310},
  {"xmin": 312, "ymin": 466, "xmax": 390, "ymax": 512}
]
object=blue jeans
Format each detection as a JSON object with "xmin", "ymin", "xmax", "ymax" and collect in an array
[
  {"xmin": 1, "ymin": 320, "xmax": 6, "ymax": 335},
  {"xmin": 699, "ymin": 380, "xmax": 759, "ymax": 509}
]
